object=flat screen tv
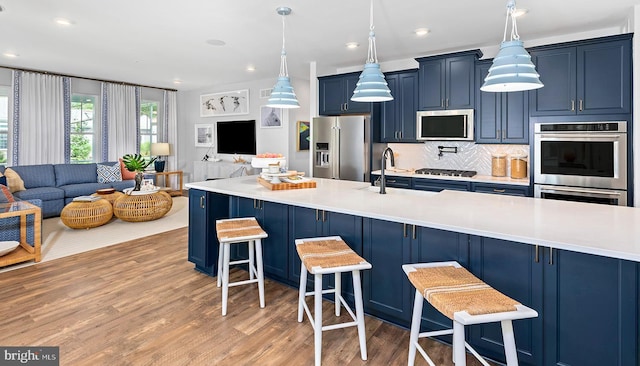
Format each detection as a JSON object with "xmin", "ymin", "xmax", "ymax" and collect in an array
[{"xmin": 216, "ymin": 120, "xmax": 256, "ymax": 155}]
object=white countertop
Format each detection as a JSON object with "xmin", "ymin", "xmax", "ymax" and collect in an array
[
  {"xmin": 186, "ymin": 176, "xmax": 640, "ymax": 262},
  {"xmin": 371, "ymin": 169, "xmax": 530, "ymax": 186}
]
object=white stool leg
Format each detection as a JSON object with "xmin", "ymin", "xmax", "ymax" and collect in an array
[
  {"xmin": 255, "ymin": 239, "xmax": 265, "ymax": 308},
  {"xmin": 352, "ymin": 270, "xmax": 367, "ymax": 361},
  {"xmin": 216, "ymin": 243, "xmax": 223, "ymax": 287},
  {"xmin": 334, "ymin": 272, "xmax": 341, "ymax": 316},
  {"xmin": 248, "ymin": 240, "xmax": 255, "ymax": 280},
  {"xmin": 408, "ymin": 290, "xmax": 424, "ymax": 366},
  {"xmin": 453, "ymin": 320, "xmax": 466, "ymax": 366},
  {"xmin": 298, "ymin": 264, "xmax": 307, "ymax": 323},
  {"xmin": 501, "ymin": 320, "xmax": 518, "ymax": 366},
  {"xmin": 314, "ymin": 273, "xmax": 323, "ymax": 366},
  {"xmin": 221, "ymin": 243, "xmax": 231, "ymax": 316}
]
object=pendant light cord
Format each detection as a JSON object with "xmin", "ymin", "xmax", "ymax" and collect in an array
[
  {"xmin": 502, "ymin": 0, "xmax": 520, "ymax": 42},
  {"xmin": 367, "ymin": 0, "xmax": 377, "ymax": 64},
  {"xmin": 279, "ymin": 13, "xmax": 288, "ymax": 77}
]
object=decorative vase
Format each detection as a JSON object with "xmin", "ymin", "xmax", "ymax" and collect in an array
[
  {"xmin": 154, "ymin": 160, "xmax": 166, "ymax": 172},
  {"xmin": 134, "ymin": 172, "xmax": 144, "ymax": 191}
]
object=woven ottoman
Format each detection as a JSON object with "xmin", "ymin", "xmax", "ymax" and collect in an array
[
  {"xmin": 113, "ymin": 191, "xmax": 172, "ymax": 222},
  {"xmin": 61, "ymin": 199, "xmax": 113, "ymax": 229}
]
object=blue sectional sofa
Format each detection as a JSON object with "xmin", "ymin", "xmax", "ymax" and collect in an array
[{"xmin": 1, "ymin": 162, "xmax": 134, "ymax": 218}]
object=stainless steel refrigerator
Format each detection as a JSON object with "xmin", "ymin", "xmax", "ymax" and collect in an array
[{"xmin": 312, "ymin": 115, "xmax": 383, "ymax": 182}]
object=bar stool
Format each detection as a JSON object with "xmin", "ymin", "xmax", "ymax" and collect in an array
[
  {"xmin": 295, "ymin": 236, "xmax": 372, "ymax": 366},
  {"xmin": 403, "ymin": 261, "xmax": 538, "ymax": 366},
  {"xmin": 215, "ymin": 217, "xmax": 268, "ymax": 316}
]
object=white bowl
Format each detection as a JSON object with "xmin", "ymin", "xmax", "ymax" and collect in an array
[
  {"xmin": 251, "ymin": 157, "xmax": 286, "ymax": 169},
  {"xmin": 0, "ymin": 240, "xmax": 19, "ymax": 256}
]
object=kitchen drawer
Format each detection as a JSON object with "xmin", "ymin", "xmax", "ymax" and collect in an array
[
  {"xmin": 371, "ymin": 174, "xmax": 412, "ymax": 189},
  {"xmin": 472, "ymin": 183, "xmax": 530, "ymax": 197},
  {"xmin": 413, "ymin": 178, "xmax": 470, "ymax": 192}
]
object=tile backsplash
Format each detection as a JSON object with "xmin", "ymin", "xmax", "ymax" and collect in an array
[{"xmin": 387, "ymin": 142, "xmax": 529, "ymax": 176}]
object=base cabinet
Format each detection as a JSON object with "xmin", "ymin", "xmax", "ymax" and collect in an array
[{"xmin": 187, "ymin": 189, "xmax": 229, "ymax": 276}]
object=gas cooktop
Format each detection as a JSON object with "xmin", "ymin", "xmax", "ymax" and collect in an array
[{"xmin": 414, "ymin": 168, "xmax": 477, "ymax": 178}]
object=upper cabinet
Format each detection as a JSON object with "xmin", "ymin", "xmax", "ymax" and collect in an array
[
  {"xmin": 380, "ymin": 69, "xmax": 419, "ymax": 142},
  {"xmin": 416, "ymin": 50, "xmax": 482, "ymax": 111},
  {"xmin": 475, "ymin": 60, "xmax": 529, "ymax": 144},
  {"xmin": 529, "ymin": 34, "xmax": 631, "ymax": 116},
  {"xmin": 318, "ymin": 72, "xmax": 371, "ymax": 115}
]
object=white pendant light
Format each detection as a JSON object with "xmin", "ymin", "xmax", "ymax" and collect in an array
[
  {"xmin": 351, "ymin": 0, "xmax": 393, "ymax": 102},
  {"xmin": 266, "ymin": 6, "xmax": 300, "ymax": 109},
  {"xmin": 481, "ymin": 0, "xmax": 543, "ymax": 93}
]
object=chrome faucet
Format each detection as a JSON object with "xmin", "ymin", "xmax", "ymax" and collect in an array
[{"xmin": 380, "ymin": 147, "xmax": 395, "ymax": 194}]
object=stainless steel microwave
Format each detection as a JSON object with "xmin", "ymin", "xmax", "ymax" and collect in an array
[{"xmin": 416, "ymin": 109, "xmax": 474, "ymax": 141}]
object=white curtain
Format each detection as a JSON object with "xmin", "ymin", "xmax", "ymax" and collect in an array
[
  {"xmin": 163, "ymin": 90, "xmax": 178, "ymax": 171},
  {"xmin": 102, "ymin": 83, "xmax": 139, "ymax": 161},
  {"xmin": 14, "ymin": 71, "xmax": 68, "ymax": 165}
]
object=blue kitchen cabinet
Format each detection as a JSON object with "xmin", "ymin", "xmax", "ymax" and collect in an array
[
  {"xmin": 187, "ymin": 189, "xmax": 230, "ymax": 276},
  {"xmin": 467, "ymin": 236, "xmax": 543, "ymax": 366},
  {"xmin": 370, "ymin": 174, "xmax": 412, "ymax": 189},
  {"xmin": 529, "ymin": 34, "xmax": 631, "ymax": 116},
  {"xmin": 362, "ymin": 218, "xmax": 413, "ymax": 326},
  {"xmin": 318, "ymin": 72, "xmax": 371, "ymax": 115},
  {"xmin": 232, "ymin": 197, "xmax": 289, "ymax": 282},
  {"xmin": 542, "ymin": 248, "xmax": 637, "ymax": 366},
  {"xmin": 416, "ymin": 50, "xmax": 481, "ymax": 111},
  {"xmin": 475, "ymin": 61, "xmax": 529, "ymax": 144},
  {"xmin": 413, "ymin": 177, "xmax": 471, "ymax": 192},
  {"xmin": 289, "ymin": 206, "xmax": 363, "ymax": 300},
  {"xmin": 380, "ymin": 69, "xmax": 419, "ymax": 142},
  {"xmin": 471, "ymin": 182, "xmax": 531, "ymax": 197}
]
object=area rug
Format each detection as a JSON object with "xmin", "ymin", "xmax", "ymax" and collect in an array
[{"xmin": 0, "ymin": 196, "xmax": 189, "ymax": 274}]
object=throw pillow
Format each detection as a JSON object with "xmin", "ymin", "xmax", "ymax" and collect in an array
[
  {"xmin": 2, "ymin": 168, "xmax": 26, "ymax": 193},
  {"xmin": 97, "ymin": 163, "xmax": 122, "ymax": 183},
  {"xmin": 119, "ymin": 158, "xmax": 136, "ymax": 180},
  {"xmin": 0, "ymin": 176, "xmax": 6, "ymax": 187},
  {"xmin": 0, "ymin": 184, "xmax": 15, "ymax": 203}
]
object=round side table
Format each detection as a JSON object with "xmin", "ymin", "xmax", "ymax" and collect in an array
[
  {"xmin": 61, "ymin": 199, "xmax": 113, "ymax": 229},
  {"xmin": 113, "ymin": 191, "xmax": 173, "ymax": 222}
]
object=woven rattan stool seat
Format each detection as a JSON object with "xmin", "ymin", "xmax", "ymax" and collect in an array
[
  {"xmin": 407, "ymin": 264, "xmax": 520, "ymax": 319},
  {"xmin": 113, "ymin": 191, "xmax": 172, "ymax": 222},
  {"xmin": 296, "ymin": 237, "xmax": 368, "ymax": 274},
  {"xmin": 91, "ymin": 191, "xmax": 124, "ymax": 206},
  {"xmin": 61, "ymin": 199, "xmax": 113, "ymax": 229},
  {"xmin": 216, "ymin": 217, "xmax": 267, "ymax": 242}
]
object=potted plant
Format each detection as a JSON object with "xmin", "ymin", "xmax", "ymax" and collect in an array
[{"xmin": 122, "ymin": 154, "xmax": 156, "ymax": 191}]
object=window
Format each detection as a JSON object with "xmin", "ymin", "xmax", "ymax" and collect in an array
[
  {"xmin": 139, "ymin": 100, "xmax": 158, "ymax": 157},
  {"xmin": 0, "ymin": 87, "xmax": 10, "ymax": 164},
  {"xmin": 70, "ymin": 95, "xmax": 96, "ymax": 163}
]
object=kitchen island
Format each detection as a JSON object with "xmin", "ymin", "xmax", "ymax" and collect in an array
[{"xmin": 186, "ymin": 176, "xmax": 639, "ymax": 366}]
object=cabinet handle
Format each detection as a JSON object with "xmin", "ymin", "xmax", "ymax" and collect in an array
[
  {"xmin": 200, "ymin": 196, "xmax": 205, "ymax": 209},
  {"xmin": 549, "ymin": 247, "xmax": 554, "ymax": 265},
  {"xmin": 322, "ymin": 210, "xmax": 326, "ymax": 222},
  {"xmin": 493, "ymin": 189, "xmax": 506, "ymax": 193},
  {"xmin": 502, "ymin": 130, "xmax": 506, "ymax": 139},
  {"xmin": 343, "ymin": 102, "xmax": 348, "ymax": 111},
  {"xmin": 496, "ymin": 129, "xmax": 500, "ymax": 139},
  {"xmin": 579, "ymin": 99, "xmax": 583, "ymax": 111},
  {"xmin": 535, "ymin": 245, "xmax": 540, "ymax": 263},
  {"xmin": 571, "ymin": 100, "xmax": 575, "ymax": 111},
  {"xmin": 446, "ymin": 98, "xmax": 449, "ymax": 108},
  {"xmin": 441, "ymin": 99, "xmax": 444, "ymax": 108},
  {"xmin": 399, "ymin": 131, "xmax": 403, "ymax": 139},
  {"xmin": 315, "ymin": 209, "xmax": 319, "ymax": 221},
  {"xmin": 387, "ymin": 179, "xmax": 396, "ymax": 183},
  {"xmin": 403, "ymin": 223, "xmax": 408, "ymax": 238},
  {"xmin": 412, "ymin": 225, "xmax": 416, "ymax": 240}
]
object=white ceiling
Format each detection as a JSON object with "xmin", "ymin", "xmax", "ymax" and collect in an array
[{"xmin": 0, "ymin": 0, "xmax": 638, "ymax": 91}]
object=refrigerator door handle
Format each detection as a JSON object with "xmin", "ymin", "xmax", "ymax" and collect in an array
[{"xmin": 331, "ymin": 126, "xmax": 340, "ymax": 179}]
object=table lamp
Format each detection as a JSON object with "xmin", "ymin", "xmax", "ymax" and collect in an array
[{"xmin": 151, "ymin": 142, "xmax": 171, "ymax": 172}]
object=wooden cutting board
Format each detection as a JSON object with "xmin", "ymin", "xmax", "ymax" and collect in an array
[{"xmin": 257, "ymin": 177, "xmax": 316, "ymax": 190}]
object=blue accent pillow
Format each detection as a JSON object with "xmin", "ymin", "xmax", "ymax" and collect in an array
[
  {"xmin": 0, "ymin": 176, "xmax": 7, "ymax": 187},
  {"xmin": 97, "ymin": 163, "xmax": 122, "ymax": 183}
]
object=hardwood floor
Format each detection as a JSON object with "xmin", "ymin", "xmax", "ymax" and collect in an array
[{"xmin": 0, "ymin": 228, "xmax": 496, "ymax": 366}]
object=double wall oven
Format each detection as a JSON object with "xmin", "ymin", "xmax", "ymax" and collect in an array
[{"xmin": 534, "ymin": 121, "xmax": 627, "ymax": 206}]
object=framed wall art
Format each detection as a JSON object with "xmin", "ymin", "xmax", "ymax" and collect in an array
[
  {"xmin": 194, "ymin": 124, "xmax": 214, "ymax": 147},
  {"xmin": 260, "ymin": 106, "xmax": 282, "ymax": 128},
  {"xmin": 297, "ymin": 121, "xmax": 310, "ymax": 151},
  {"xmin": 200, "ymin": 89, "xmax": 249, "ymax": 117}
]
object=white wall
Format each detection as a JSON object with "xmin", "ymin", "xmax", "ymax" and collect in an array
[{"xmin": 177, "ymin": 75, "xmax": 310, "ymax": 182}]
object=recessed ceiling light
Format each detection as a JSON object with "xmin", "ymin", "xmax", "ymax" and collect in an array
[
  {"xmin": 55, "ymin": 18, "xmax": 75, "ymax": 26},
  {"xmin": 246, "ymin": 65, "xmax": 256, "ymax": 72},
  {"xmin": 206, "ymin": 39, "xmax": 226, "ymax": 46},
  {"xmin": 414, "ymin": 28, "xmax": 429, "ymax": 37},
  {"xmin": 512, "ymin": 8, "xmax": 528, "ymax": 17},
  {"xmin": 173, "ymin": 79, "xmax": 182, "ymax": 85},
  {"xmin": 345, "ymin": 42, "xmax": 359, "ymax": 49},
  {"xmin": 3, "ymin": 52, "xmax": 18, "ymax": 58}
]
